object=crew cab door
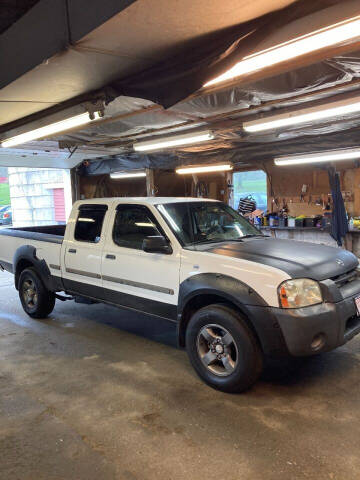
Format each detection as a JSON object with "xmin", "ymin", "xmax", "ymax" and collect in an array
[
  {"xmin": 101, "ymin": 203, "xmax": 180, "ymax": 320},
  {"xmin": 62, "ymin": 203, "xmax": 109, "ymax": 297}
]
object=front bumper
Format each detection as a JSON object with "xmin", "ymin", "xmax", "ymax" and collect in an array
[
  {"xmin": 247, "ymin": 277, "xmax": 360, "ymax": 357},
  {"xmin": 271, "ymin": 298, "xmax": 360, "ymax": 356}
]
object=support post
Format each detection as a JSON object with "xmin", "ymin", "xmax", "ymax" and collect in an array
[
  {"xmin": 70, "ymin": 168, "xmax": 80, "ymax": 201},
  {"xmin": 225, "ymin": 171, "xmax": 233, "ymax": 206},
  {"xmin": 146, "ymin": 168, "xmax": 155, "ymax": 196}
]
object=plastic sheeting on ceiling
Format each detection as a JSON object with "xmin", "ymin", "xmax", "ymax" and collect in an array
[
  {"xmin": 81, "ymin": 126, "xmax": 360, "ymax": 176},
  {"xmin": 61, "ymin": 49, "xmax": 360, "ymax": 146},
  {"xmin": 60, "ymin": 0, "xmax": 360, "ymax": 176},
  {"xmin": 0, "ymin": 0, "xmax": 296, "ymax": 127},
  {"xmin": 5, "ymin": 0, "xmax": 360, "ymax": 172},
  {"xmin": 71, "ymin": 46, "xmax": 360, "ymax": 176},
  {"xmin": 109, "ymin": 0, "xmax": 348, "ymax": 108}
]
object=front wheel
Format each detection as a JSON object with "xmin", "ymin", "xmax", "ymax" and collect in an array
[
  {"xmin": 185, "ymin": 304, "xmax": 263, "ymax": 393},
  {"xmin": 19, "ymin": 268, "xmax": 55, "ymax": 319}
]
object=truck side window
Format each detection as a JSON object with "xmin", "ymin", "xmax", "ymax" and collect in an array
[
  {"xmin": 74, "ymin": 204, "xmax": 108, "ymax": 243},
  {"xmin": 113, "ymin": 205, "xmax": 162, "ymax": 249}
]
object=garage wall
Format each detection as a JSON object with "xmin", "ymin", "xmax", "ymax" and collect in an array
[
  {"xmin": 80, "ymin": 174, "xmax": 147, "ymax": 199},
  {"xmin": 265, "ymin": 162, "xmax": 360, "ymax": 216},
  {"xmin": 79, "ymin": 169, "xmax": 229, "ymax": 201}
]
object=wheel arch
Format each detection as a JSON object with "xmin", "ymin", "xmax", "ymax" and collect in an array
[
  {"xmin": 14, "ymin": 245, "xmax": 51, "ymax": 290},
  {"xmin": 177, "ymin": 273, "xmax": 267, "ymax": 349}
]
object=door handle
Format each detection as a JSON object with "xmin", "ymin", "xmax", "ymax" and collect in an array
[
  {"xmin": 105, "ymin": 254, "xmax": 116, "ymax": 260},
  {"xmin": 68, "ymin": 248, "xmax": 77, "ymax": 254}
]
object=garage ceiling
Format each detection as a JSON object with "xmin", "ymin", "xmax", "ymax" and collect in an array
[
  {"xmin": 2, "ymin": 0, "xmax": 360, "ymax": 171},
  {"xmin": 0, "ymin": 0, "xmax": 296, "ymax": 126},
  {"xmin": 0, "ymin": 0, "xmax": 39, "ymax": 34}
]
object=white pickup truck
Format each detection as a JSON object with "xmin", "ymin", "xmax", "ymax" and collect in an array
[{"xmin": 1, "ymin": 197, "xmax": 360, "ymax": 392}]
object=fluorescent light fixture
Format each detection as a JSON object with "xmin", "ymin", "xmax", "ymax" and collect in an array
[
  {"xmin": 205, "ymin": 15, "xmax": 360, "ymax": 87},
  {"xmin": 243, "ymin": 95, "xmax": 360, "ymax": 132},
  {"xmin": 1, "ymin": 112, "xmax": 101, "ymax": 148},
  {"xmin": 133, "ymin": 131, "xmax": 214, "ymax": 152},
  {"xmin": 110, "ymin": 171, "xmax": 146, "ymax": 179},
  {"xmin": 176, "ymin": 164, "xmax": 233, "ymax": 174},
  {"xmin": 275, "ymin": 148, "xmax": 360, "ymax": 166}
]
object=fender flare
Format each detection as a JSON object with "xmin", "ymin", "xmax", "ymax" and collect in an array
[
  {"xmin": 178, "ymin": 273, "xmax": 267, "ymax": 313},
  {"xmin": 13, "ymin": 245, "xmax": 56, "ymax": 291},
  {"xmin": 177, "ymin": 272, "xmax": 269, "ymax": 346}
]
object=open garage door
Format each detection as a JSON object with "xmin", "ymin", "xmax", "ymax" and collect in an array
[{"xmin": 0, "ymin": 167, "xmax": 73, "ymax": 227}]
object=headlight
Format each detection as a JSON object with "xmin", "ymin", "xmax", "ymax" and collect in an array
[{"xmin": 278, "ymin": 278, "xmax": 322, "ymax": 308}]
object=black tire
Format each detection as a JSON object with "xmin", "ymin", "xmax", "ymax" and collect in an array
[
  {"xmin": 18, "ymin": 268, "xmax": 56, "ymax": 319},
  {"xmin": 185, "ymin": 304, "xmax": 263, "ymax": 393}
]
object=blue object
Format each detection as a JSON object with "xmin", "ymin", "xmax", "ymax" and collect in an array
[{"xmin": 328, "ymin": 169, "xmax": 348, "ymax": 246}]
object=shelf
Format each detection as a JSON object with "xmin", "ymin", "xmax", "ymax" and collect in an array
[{"xmin": 259, "ymin": 226, "xmax": 329, "ymax": 232}]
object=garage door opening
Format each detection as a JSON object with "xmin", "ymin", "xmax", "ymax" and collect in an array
[
  {"xmin": 232, "ymin": 170, "xmax": 267, "ymax": 213},
  {"xmin": 6, "ymin": 167, "xmax": 72, "ymax": 227},
  {"xmin": 0, "ymin": 167, "xmax": 11, "ymax": 227}
]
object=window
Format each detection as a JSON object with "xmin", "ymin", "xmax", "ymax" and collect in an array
[
  {"xmin": 157, "ymin": 203, "xmax": 192, "ymax": 246},
  {"xmin": 74, "ymin": 205, "xmax": 107, "ymax": 243},
  {"xmin": 113, "ymin": 205, "xmax": 162, "ymax": 249},
  {"xmin": 232, "ymin": 170, "xmax": 267, "ymax": 213},
  {"xmin": 157, "ymin": 201, "xmax": 261, "ymax": 246}
]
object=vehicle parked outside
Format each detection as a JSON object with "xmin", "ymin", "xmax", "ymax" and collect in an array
[
  {"xmin": 1, "ymin": 197, "xmax": 360, "ymax": 393},
  {"xmin": 0, "ymin": 205, "xmax": 12, "ymax": 225}
]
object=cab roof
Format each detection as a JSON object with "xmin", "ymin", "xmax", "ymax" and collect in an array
[{"xmin": 75, "ymin": 197, "xmax": 220, "ymax": 206}]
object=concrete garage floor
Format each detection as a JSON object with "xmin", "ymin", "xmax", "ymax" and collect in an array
[{"xmin": 1, "ymin": 271, "xmax": 360, "ymax": 480}]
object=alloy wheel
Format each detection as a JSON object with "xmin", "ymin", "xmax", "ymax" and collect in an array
[{"xmin": 196, "ymin": 323, "xmax": 238, "ymax": 376}]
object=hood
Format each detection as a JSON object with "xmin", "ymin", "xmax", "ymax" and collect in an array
[{"xmin": 205, "ymin": 238, "xmax": 358, "ymax": 281}]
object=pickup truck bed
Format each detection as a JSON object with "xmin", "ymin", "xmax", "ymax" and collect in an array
[
  {"xmin": 1, "ymin": 224, "xmax": 65, "ymax": 241},
  {"xmin": 0, "ymin": 224, "xmax": 64, "ymax": 277}
]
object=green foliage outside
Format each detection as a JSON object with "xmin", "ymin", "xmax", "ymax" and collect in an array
[
  {"xmin": 233, "ymin": 170, "xmax": 267, "ymax": 193},
  {"xmin": 232, "ymin": 170, "xmax": 267, "ymax": 211},
  {"xmin": 0, "ymin": 183, "xmax": 10, "ymax": 206}
]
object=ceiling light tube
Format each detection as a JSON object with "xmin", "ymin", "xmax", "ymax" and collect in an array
[
  {"xmin": 134, "ymin": 131, "xmax": 214, "ymax": 152},
  {"xmin": 110, "ymin": 171, "xmax": 146, "ymax": 179},
  {"xmin": 176, "ymin": 164, "xmax": 233, "ymax": 174},
  {"xmin": 243, "ymin": 95, "xmax": 360, "ymax": 132},
  {"xmin": 205, "ymin": 15, "xmax": 360, "ymax": 87},
  {"xmin": 275, "ymin": 148, "xmax": 360, "ymax": 166},
  {"xmin": 1, "ymin": 112, "xmax": 101, "ymax": 148}
]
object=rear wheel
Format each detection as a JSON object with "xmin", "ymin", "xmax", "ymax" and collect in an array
[
  {"xmin": 186, "ymin": 304, "xmax": 263, "ymax": 393},
  {"xmin": 19, "ymin": 268, "xmax": 55, "ymax": 319}
]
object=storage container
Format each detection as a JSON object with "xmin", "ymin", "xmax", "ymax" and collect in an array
[
  {"xmin": 278, "ymin": 217, "xmax": 287, "ymax": 227},
  {"xmin": 288, "ymin": 217, "xmax": 296, "ymax": 228},
  {"xmin": 304, "ymin": 217, "xmax": 316, "ymax": 227}
]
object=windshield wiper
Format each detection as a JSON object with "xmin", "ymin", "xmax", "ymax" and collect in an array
[
  {"xmin": 190, "ymin": 238, "xmax": 228, "ymax": 246},
  {"xmin": 240, "ymin": 234, "xmax": 264, "ymax": 239},
  {"xmin": 227, "ymin": 235, "xmax": 263, "ymax": 242},
  {"xmin": 190, "ymin": 234, "xmax": 263, "ymax": 246}
]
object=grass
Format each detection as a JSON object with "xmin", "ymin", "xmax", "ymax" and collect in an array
[
  {"xmin": 234, "ymin": 178, "xmax": 267, "ymax": 193},
  {"xmin": 0, "ymin": 183, "xmax": 10, "ymax": 206}
]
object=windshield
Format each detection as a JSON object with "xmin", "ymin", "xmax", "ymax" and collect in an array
[{"xmin": 157, "ymin": 201, "xmax": 262, "ymax": 246}]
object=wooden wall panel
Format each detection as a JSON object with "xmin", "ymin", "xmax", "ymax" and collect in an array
[{"xmin": 264, "ymin": 162, "xmax": 360, "ymax": 216}]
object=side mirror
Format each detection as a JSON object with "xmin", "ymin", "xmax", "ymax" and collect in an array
[{"xmin": 142, "ymin": 236, "xmax": 172, "ymax": 254}]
